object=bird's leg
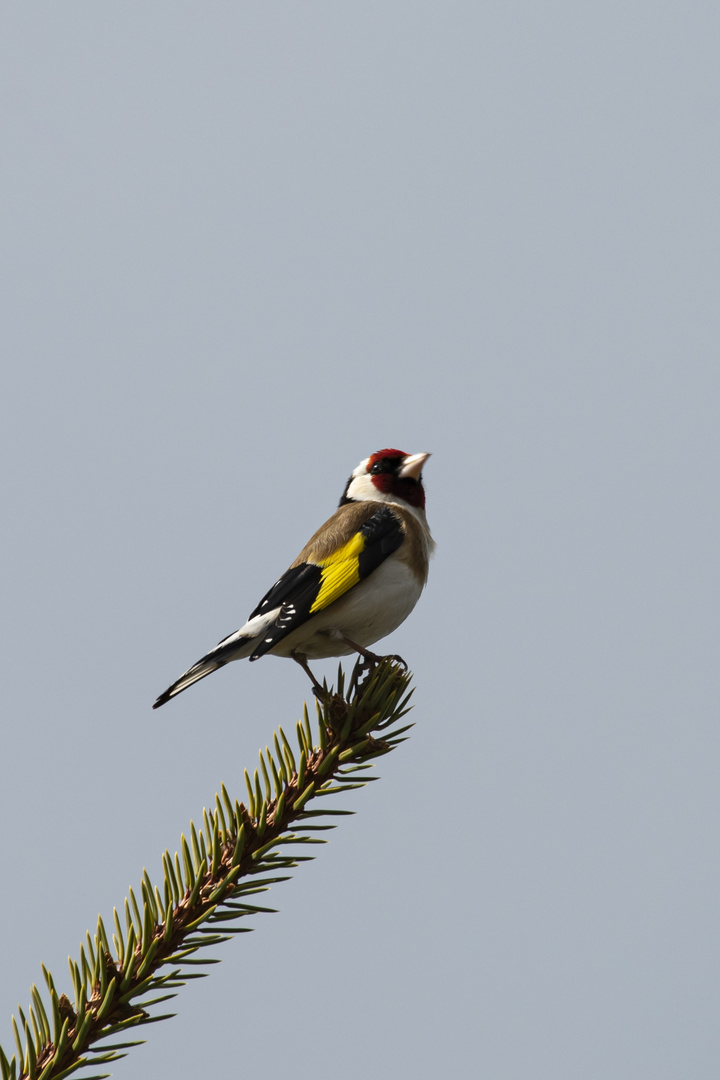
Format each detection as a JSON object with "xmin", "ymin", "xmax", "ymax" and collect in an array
[
  {"xmin": 291, "ymin": 652, "xmax": 326, "ymax": 697},
  {"xmin": 340, "ymin": 635, "xmax": 408, "ymax": 692},
  {"xmin": 341, "ymin": 635, "xmax": 408, "ymax": 669}
]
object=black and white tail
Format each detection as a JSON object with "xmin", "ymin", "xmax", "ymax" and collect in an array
[
  {"xmin": 152, "ymin": 608, "xmax": 282, "ymax": 709},
  {"xmin": 152, "ymin": 631, "xmax": 259, "ymax": 708},
  {"xmin": 152, "ymin": 655, "xmax": 227, "ymax": 709}
]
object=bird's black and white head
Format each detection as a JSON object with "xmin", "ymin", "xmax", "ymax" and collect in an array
[{"xmin": 340, "ymin": 449, "xmax": 431, "ymax": 513}]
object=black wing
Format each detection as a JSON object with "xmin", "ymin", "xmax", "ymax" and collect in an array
[{"xmin": 248, "ymin": 505, "xmax": 404, "ymax": 660}]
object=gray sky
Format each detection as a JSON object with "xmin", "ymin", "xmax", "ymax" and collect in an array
[{"xmin": 2, "ymin": 4, "xmax": 719, "ymax": 1078}]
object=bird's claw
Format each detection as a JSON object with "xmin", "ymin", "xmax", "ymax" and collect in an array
[{"xmin": 348, "ymin": 650, "xmax": 407, "ymax": 694}]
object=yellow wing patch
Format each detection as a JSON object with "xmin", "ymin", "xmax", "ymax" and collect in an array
[{"xmin": 309, "ymin": 531, "xmax": 366, "ymax": 613}]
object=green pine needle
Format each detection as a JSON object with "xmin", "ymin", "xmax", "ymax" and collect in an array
[{"xmin": 2, "ymin": 658, "xmax": 414, "ymax": 1080}]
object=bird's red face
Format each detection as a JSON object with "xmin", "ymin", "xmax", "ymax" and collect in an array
[
  {"xmin": 340, "ymin": 449, "xmax": 431, "ymax": 509},
  {"xmin": 365, "ymin": 449, "xmax": 428, "ymax": 509}
]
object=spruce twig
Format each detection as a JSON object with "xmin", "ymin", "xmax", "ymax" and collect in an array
[{"xmin": 1, "ymin": 659, "xmax": 414, "ymax": 1080}]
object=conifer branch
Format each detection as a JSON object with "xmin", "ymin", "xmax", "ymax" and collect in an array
[{"xmin": 1, "ymin": 660, "xmax": 414, "ymax": 1080}]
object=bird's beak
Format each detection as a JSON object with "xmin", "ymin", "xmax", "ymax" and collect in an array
[{"xmin": 399, "ymin": 452, "xmax": 431, "ymax": 481}]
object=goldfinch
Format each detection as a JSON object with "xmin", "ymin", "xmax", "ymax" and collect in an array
[{"xmin": 152, "ymin": 449, "xmax": 434, "ymax": 708}]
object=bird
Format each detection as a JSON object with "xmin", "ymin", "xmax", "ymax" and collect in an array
[{"xmin": 152, "ymin": 449, "xmax": 434, "ymax": 708}]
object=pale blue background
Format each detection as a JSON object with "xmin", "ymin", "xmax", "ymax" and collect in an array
[{"xmin": 1, "ymin": 4, "xmax": 719, "ymax": 1078}]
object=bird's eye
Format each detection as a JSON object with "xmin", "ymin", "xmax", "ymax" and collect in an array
[{"xmin": 370, "ymin": 460, "xmax": 394, "ymax": 475}]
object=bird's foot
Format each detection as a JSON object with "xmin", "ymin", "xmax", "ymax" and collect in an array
[
  {"xmin": 383, "ymin": 653, "xmax": 408, "ymax": 670},
  {"xmin": 341, "ymin": 637, "xmax": 407, "ymax": 693},
  {"xmin": 348, "ymin": 654, "xmax": 373, "ymax": 692},
  {"xmin": 312, "ymin": 683, "xmax": 333, "ymax": 704}
]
